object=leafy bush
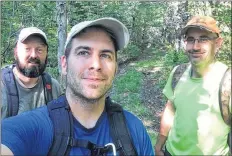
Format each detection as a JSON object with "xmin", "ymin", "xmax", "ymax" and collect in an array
[
  {"xmin": 122, "ymin": 43, "xmax": 141, "ymax": 59},
  {"xmin": 163, "ymin": 50, "xmax": 188, "ymax": 67}
]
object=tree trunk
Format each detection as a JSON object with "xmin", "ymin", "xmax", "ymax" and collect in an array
[{"xmin": 56, "ymin": 1, "xmax": 67, "ymax": 90}]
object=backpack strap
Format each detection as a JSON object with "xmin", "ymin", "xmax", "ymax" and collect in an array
[
  {"xmin": 219, "ymin": 67, "xmax": 231, "ymax": 125},
  {"xmin": 106, "ymin": 97, "xmax": 138, "ymax": 156},
  {"xmin": 171, "ymin": 63, "xmax": 190, "ymax": 91},
  {"xmin": 48, "ymin": 96, "xmax": 137, "ymax": 156},
  {"xmin": 218, "ymin": 67, "xmax": 231, "ymax": 153},
  {"xmin": 47, "ymin": 95, "xmax": 73, "ymax": 156},
  {"xmin": 1, "ymin": 65, "xmax": 19, "ymax": 117},
  {"xmin": 42, "ymin": 72, "xmax": 53, "ymax": 104}
]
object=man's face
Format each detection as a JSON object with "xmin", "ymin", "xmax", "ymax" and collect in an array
[
  {"xmin": 15, "ymin": 35, "xmax": 48, "ymax": 78},
  {"xmin": 184, "ymin": 28, "xmax": 222, "ymax": 67},
  {"xmin": 61, "ymin": 28, "xmax": 117, "ymax": 101}
]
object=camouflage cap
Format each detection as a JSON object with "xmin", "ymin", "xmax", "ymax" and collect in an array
[{"xmin": 181, "ymin": 15, "xmax": 220, "ymax": 36}]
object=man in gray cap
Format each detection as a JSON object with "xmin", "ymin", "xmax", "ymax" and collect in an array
[
  {"xmin": 1, "ymin": 27, "xmax": 62, "ymax": 119},
  {"xmin": 1, "ymin": 18, "xmax": 154, "ymax": 156},
  {"xmin": 155, "ymin": 15, "xmax": 231, "ymax": 155}
]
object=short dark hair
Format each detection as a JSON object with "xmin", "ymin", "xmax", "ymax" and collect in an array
[{"xmin": 64, "ymin": 25, "xmax": 118, "ymax": 60}]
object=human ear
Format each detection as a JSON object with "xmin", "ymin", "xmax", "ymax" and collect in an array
[
  {"xmin": 215, "ymin": 37, "xmax": 223, "ymax": 52},
  {"xmin": 61, "ymin": 55, "xmax": 67, "ymax": 75}
]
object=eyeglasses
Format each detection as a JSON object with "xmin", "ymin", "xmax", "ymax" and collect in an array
[{"xmin": 185, "ymin": 36, "xmax": 218, "ymax": 44}]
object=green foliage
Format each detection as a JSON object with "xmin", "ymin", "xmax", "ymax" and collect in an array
[
  {"xmin": 46, "ymin": 66, "xmax": 60, "ymax": 80},
  {"xmin": 217, "ymin": 34, "xmax": 231, "ymax": 67},
  {"xmin": 136, "ymin": 58, "xmax": 163, "ymax": 69},
  {"xmin": 111, "ymin": 68, "xmax": 151, "ymax": 117},
  {"xmin": 114, "ymin": 69, "xmax": 142, "ymax": 93},
  {"xmin": 148, "ymin": 131, "xmax": 158, "ymax": 146},
  {"xmin": 164, "ymin": 50, "xmax": 189, "ymax": 67},
  {"xmin": 122, "ymin": 43, "xmax": 140, "ymax": 59}
]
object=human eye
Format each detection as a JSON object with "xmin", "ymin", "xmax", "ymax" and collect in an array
[
  {"xmin": 25, "ymin": 47, "xmax": 30, "ymax": 52},
  {"xmin": 199, "ymin": 37, "xmax": 209, "ymax": 43},
  {"xmin": 186, "ymin": 37, "xmax": 195, "ymax": 43},
  {"xmin": 37, "ymin": 48, "xmax": 43, "ymax": 53},
  {"xmin": 100, "ymin": 53, "xmax": 113, "ymax": 60},
  {"xmin": 77, "ymin": 51, "xmax": 89, "ymax": 56}
]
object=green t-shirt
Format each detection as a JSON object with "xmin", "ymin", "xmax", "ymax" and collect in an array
[{"xmin": 163, "ymin": 61, "xmax": 231, "ymax": 155}]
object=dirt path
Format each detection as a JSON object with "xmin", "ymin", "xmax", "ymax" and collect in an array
[
  {"xmin": 140, "ymin": 68, "xmax": 166, "ymax": 132},
  {"xmin": 116, "ymin": 62, "xmax": 166, "ymax": 134}
]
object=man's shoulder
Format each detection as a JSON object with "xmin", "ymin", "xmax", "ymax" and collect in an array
[
  {"xmin": 42, "ymin": 72, "xmax": 62, "ymax": 95},
  {"xmin": 1, "ymin": 64, "xmax": 14, "ymax": 78},
  {"xmin": 2, "ymin": 105, "xmax": 50, "ymax": 127},
  {"xmin": 123, "ymin": 110, "xmax": 143, "ymax": 126},
  {"xmin": 23, "ymin": 105, "xmax": 49, "ymax": 118}
]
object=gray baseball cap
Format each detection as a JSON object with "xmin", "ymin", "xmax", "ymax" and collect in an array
[
  {"xmin": 65, "ymin": 17, "xmax": 130, "ymax": 51},
  {"xmin": 18, "ymin": 27, "xmax": 48, "ymax": 44}
]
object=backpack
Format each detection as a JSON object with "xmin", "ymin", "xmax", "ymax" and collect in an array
[
  {"xmin": 171, "ymin": 63, "xmax": 231, "ymax": 153},
  {"xmin": 47, "ymin": 95, "xmax": 138, "ymax": 156},
  {"xmin": 1, "ymin": 65, "xmax": 53, "ymax": 117}
]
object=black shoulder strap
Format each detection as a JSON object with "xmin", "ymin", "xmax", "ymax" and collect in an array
[
  {"xmin": 1, "ymin": 66, "xmax": 19, "ymax": 117},
  {"xmin": 47, "ymin": 95, "xmax": 73, "ymax": 156},
  {"xmin": 171, "ymin": 63, "xmax": 189, "ymax": 91},
  {"xmin": 106, "ymin": 97, "xmax": 138, "ymax": 156},
  {"xmin": 48, "ymin": 96, "xmax": 137, "ymax": 156},
  {"xmin": 42, "ymin": 72, "xmax": 53, "ymax": 104}
]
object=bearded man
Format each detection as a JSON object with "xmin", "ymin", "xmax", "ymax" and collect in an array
[{"xmin": 1, "ymin": 27, "xmax": 62, "ymax": 119}]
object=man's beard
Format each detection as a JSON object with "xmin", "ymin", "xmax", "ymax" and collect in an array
[{"xmin": 15, "ymin": 56, "xmax": 47, "ymax": 78}]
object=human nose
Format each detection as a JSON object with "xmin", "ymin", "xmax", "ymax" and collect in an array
[
  {"xmin": 192, "ymin": 39, "xmax": 201, "ymax": 50},
  {"xmin": 30, "ymin": 49, "xmax": 38, "ymax": 58},
  {"xmin": 89, "ymin": 54, "xmax": 102, "ymax": 71}
]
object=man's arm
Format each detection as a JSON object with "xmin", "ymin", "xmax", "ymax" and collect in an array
[
  {"xmin": 155, "ymin": 100, "xmax": 175, "ymax": 155},
  {"xmin": 1, "ymin": 144, "xmax": 13, "ymax": 155}
]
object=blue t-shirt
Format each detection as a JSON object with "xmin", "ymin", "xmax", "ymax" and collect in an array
[{"xmin": 2, "ymin": 102, "xmax": 154, "ymax": 155}]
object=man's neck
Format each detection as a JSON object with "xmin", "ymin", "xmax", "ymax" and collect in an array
[
  {"xmin": 66, "ymin": 90, "xmax": 105, "ymax": 129},
  {"xmin": 191, "ymin": 62, "xmax": 216, "ymax": 78},
  {"xmin": 13, "ymin": 67, "xmax": 39, "ymax": 88}
]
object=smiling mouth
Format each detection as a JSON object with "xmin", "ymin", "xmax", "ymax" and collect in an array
[
  {"xmin": 84, "ymin": 78, "xmax": 104, "ymax": 82},
  {"xmin": 28, "ymin": 62, "xmax": 39, "ymax": 65},
  {"xmin": 188, "ymin": 52, "xmax": 205, "ymax": 57}
]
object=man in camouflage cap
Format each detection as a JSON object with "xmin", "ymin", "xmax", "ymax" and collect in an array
[{"xmin": 155, "ymin": 15, "xmax": 231, "ymax": 155}]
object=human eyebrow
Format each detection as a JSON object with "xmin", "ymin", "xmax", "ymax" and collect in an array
[
  {"xmin": 199, "ymin": 35, "xmax": 209, "ymax": 38},
  {"xmin": 74, "ymin": 46, "xmax": 91, "ymax": 52},
  {"xmin": 101, "ymin": 49, "xmax": 114, "ymax": 53}
]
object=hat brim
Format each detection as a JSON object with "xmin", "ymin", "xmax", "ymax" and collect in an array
[
  {"xmin": 181, "ymin": 25, "xmax": 216, "ymax": 36},
  {"xmin": 20, "ymin": 33, "xmax": 48, "ymax": 45},
  {"xmin": 65, "ymin": 18, "xmax": 129, "ymax": 51}
]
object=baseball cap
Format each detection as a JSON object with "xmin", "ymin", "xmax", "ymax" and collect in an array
[
  {"xmin": 181, "ymin": 15, "xmax": 220, "ymax": 36},
  {"xmin": 18, "ymin": 27, "xmax": 48, "ymax": 45},
  {"xmin": 65, "ymin": 17, "xmax": 130, "ymax": 51}
]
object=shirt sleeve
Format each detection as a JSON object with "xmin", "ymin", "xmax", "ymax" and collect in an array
[
  {"xmin": 124, "ymin": 111, "xmax": 155, "ymax": 155},
  {"xmin": 1, "ymin": 107, "xmax": 53, "ymax": 155},
  {"xmin": 162, "ymin": 66, "xmax": 178, "ymax": 103}
]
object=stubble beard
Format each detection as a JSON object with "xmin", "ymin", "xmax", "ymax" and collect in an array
[
  {"xmin": 66, "ymin": 68, "xmax": 112, "ymax": 105},
  {"xmin": 188, "ymin": 48, "xmax": 216, "ymax": 68}
]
